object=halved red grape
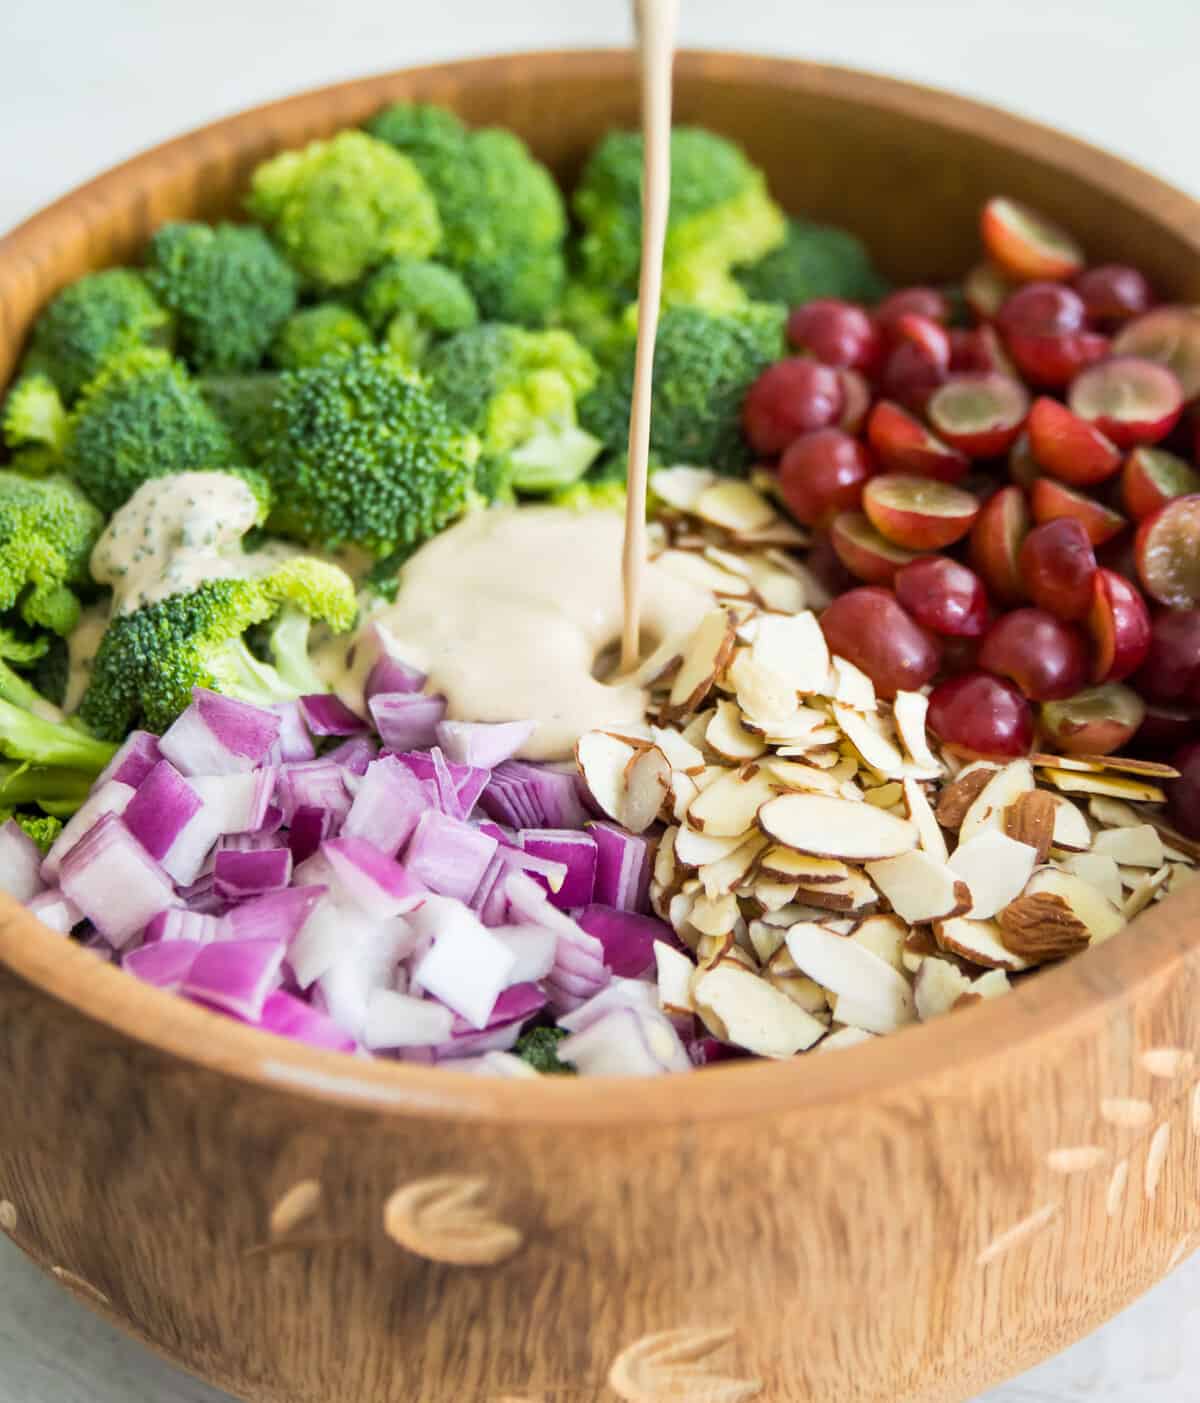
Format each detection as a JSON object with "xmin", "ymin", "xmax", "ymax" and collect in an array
[
  {"xmin": 1039, "ymin": 684, "xmax": 1145, "ymax": 756},
  {"xmin": 894, "ymin": 556, "xmax": 989, "ymax": 637},
  {"xmin": 978, "ymin": 608, "xmax": 1090, "ymax": 700},
  {"xmin": 1007, "ymin": 432, "xmax": 1041, "ymax": 488},
  {"xmin": 1019, "ymin": 517, "xmax": 1097, "ymax": 620},
  {"xmin": 836, "ymin": 368, "xmax": 872, "ymax": 435},
  {"xmin": 1067, "ymin": 356, "xmax": 1184, "ymax": 448},
  {"xmin": 949, "ymin": 325, "xmax": 1018, "ymax": 377},
  {"xmin": 926, "ymin": 372, "xmax": 1029, "ymax": 457},
  {"xmin": 1088, "ymin": 568, "xmax": 1151, "ymax": 683},
  {"xmin": 1027, "ymin": 396, "xmax": 1122, "ymax": 486},
  {"xmin": 1139, "ymin": 702, "xmax": 1200, "ymax": 752},
  {"xmin": 1168, "ymin": 741, "xmax": 1200, "ymax": 838},
  {"xmin": 1030, "ymin": 476, "xmax": 1125, "ymax": 546},
  {"xmin": 874, "ymin": 287, "xmax": 951, "ymax": 338},
  {"xmin": 828, "ymin": 511, "xmax": 921, "ymax": 584},
  {"xmin": 969, "ymin": 483, "xmax": 1029, "ymax": 606},
  {"xmin": 1121, "ymin": 446, "xmax": 1200, "ymax": 521},
  {"xmin": 1072, "ymin": 264, "xmax": 1155, "ymax": 327},
  {"xmin": 741, "ymin": 359, "xmax": 845, "ymax": 455},
  {"xmin": 786, "ymin": 298, "xmax": 882, "ymax": 374},
  {"xmin": 818, "ymin": 587, "xmax": 941, "ymax": 697},
  {"xmin": 928, "ymin": 671, "xmax": 1034, "ymax": 758},
  {"xmin": 1136, "ymin": 608, "xmax": 1200, "ymax": 704},
  {"xmin": 880, "ymin": 315, "xmax": 950, "ymax": 412},
  {"xmin": 862, "ymin": 474, "xmax": 979, "ymax": 550},
  {"xmin": 996, "ymin": 281, "xmax": 1087, "ymax": 339},
  {"xmin": 778, "ymin": 428, "xmax": 873, "ymax": 527},
  {"xmin": 1112, "ymin": 305, "xmax": 1200, "ymax": 400},
  {"xmin": 1135, "ymin": 495, "xmax": 1200, "ymax": 607},
  {"xmin": 981, "ymin": 197, "xmax": 1085, "ymax": 282},
  {"xmin": 865, "ymin": 400, "xmax": 970, "ymax": 482},
  {"xmin": 964, "ymin": 262, "xmax": 1015, "ymax": 321}
]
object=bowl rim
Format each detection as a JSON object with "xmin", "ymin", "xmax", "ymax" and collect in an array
[{"xmin": 2, "ymin": 48, "xmax": 1198, "ymax": 1127}]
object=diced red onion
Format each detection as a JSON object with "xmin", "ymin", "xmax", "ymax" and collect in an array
[
  {"xmin": 434, "ymin": 719, "xmax": 535, "ymax": 769},
  {"xmin": 558, "ymin": 1006, "xmax": 690, "ymax": 1076},
  {"xmin": 481, "ymin": 761, "xmax": 587, "ymax": 830},
  {"xmin": 490, "ymin": 925, "xmax": 558, "ymax": 982},
  {"xmin": 160, "ymin": 688, "xmax": 281, "ymax": 775},
  {"xmin": 447, "ymin": 981, "xmax": 545, "ymax": 1039},
  {"xmin": 255, "ymin": 989, "xmax": 356, "ymax": 1052},
  {"xmin": 324, "ymin": 736, "xmax": 378, "ymax": 775},
  {"xmin": 558, "ymin": 976, "xmax": 657, "ymax": 1033},
  {"xmin": 124, "ymin": 939, "xmax": 203, "ymax": 991},
  {"xmin": 299, "ymin": 693, "xmax": 369, "ymax": 737},
  {"xmin": 176, "ymin": 872, "xmax": 226, "ymax": 915},
  {"xmin": 0, "ymin": 820, "xmax": 45, "ymax": 902},
  {"xmin": 41, "ymin": 779, "xmax": 135, "ymax": 883},
  {"xmin": 182, "ymin": 937, "xmax": 285, "ymax": 1020},
  {"xmin": 192, "ymin": 769, "xmax": 278, "ymax": 834},
  {"xmin": 288, "ymin": 805, "xmax": 332, "ymax": 864},
  {"xmin": 268, "ymin": 701, "xmax": 316, "ymax": 763},
  {"xmin": 277, "ymin": 759, "xmax": 351, "ymax": 826},
  {"xmin": 434, "ymin": 1021, "xmax": 525, "ymax": 1059},
  {"xmin": 58, "ymin": 813, "xmax": 176, "ymax": 947},
  {"xmin": 494, "ymin": 841, "xmax": 568, "ymax": 895},
  {"xmin": 314, "ymin": 918, "xmax": 416, "ymax": 1039},
  {"xmin": 225, "ymin": 884, "xmax": 327, "ymax": 944},
  {"xmin": 95, "ymin": 730, "xmax": 162, "ymax": 789},
  {"xmin": 589, "ymin": 821, "xmax": 652, "ymax": 912},
  {"xmin": 403, "ymin": 810, "xmax": 497, "ymax": 903},
  {"xmin": 218, "ymin": 831, "xmax": 286, "ymax": 854},
  {"xmin": 364, "ymin": 648, "xmax": 426, "ymax": 702},
  {"xmin": 363, "ymin": 989, "xmax": 455, "ymax": 1050},
  {"xmin": 474, "ymin": 854, "xmax": 511, "ymax": 926},
  {"xmin": 411, "ymin": 896, "xmax": 518, "ymax": 1028},
  {"xmin": 575, "ymin": 905, "xmax": 666, "ymax": 978},
  {"xmin": 143, "ymin": 908, "xmax": 222, "ymax": 944},
  {"xmin": 26, "ymin": 888, "xmax": 81, "ymax": 934},
  {"xmin": 213, "ymin": 847, "xmax": 293, "ymax": 899},
  {"xmin": 123, "ymin": 760, "xmax": 201, "ymax": 861},
  {"xmin": 369, "ymin": 692, "xmax": 445, "ymax": 751},
  {"xmin": 520, "ymin": 829, "xmax": 597, "ymax": 908},
  {"xmin": 428, "ymin": 745, "xmax": 463, "ymax": 819},
  {"xmin": 341, "ymin": 754, "xmax": 428, "ymax": 855},
  {"xmin": 321, "ymin": 836, "xmax": 427, "ymax": 918},
  {"xmin": 393, "ymin": 751, "xmax": 489, "ymax": 817}
]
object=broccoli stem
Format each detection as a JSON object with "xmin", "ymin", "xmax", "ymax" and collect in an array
[
  {"xmin": 0, "ymin": 697, "xmax": 116, "ymax": 774},
  {"xmin": 0, "ymin": 762, "xmax": 98, "ymax": 811},
  {"xmin": 0, "ymin": 657, "xmax": 62, "ymax": 719}
]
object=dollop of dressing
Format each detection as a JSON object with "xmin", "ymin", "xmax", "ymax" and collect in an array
[{"xmin": 366, "ymin": 506, "xmax": 713, "ymax": 761}]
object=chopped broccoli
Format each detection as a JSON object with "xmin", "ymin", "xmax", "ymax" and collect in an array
[
  {"xmin": 63, "ymin": 348, "xmax": 235, "ymax": 512},
  {"xmin": 0, "ymin": 690, "xmax": 116, "ymax": 773},
  {"xmin": 270, "ymin": 304, "xmax": 372, "ymax": 370},
  {"xmin": 144, "ymin": 221, "xmax": 299, "ymax": 373},
  {"xmin": 0, "ymin": 627, "xmax": 55, "ymax": 716},
  {"xmin": 2, "ymin": 373, "xmax": 68, "ymax": 456},
  {"xmin": 196, "ymin": 372, "xmax": 280, "ymax": 463},
  {"xmin": 247, "ymin": 131, "xmax": 442, "ymax": 289},
  {"xmin": 579, "ymin": 303, "xmax": 786, "ymax": 475},
  {"xmin": 513, "ymin": 1025, "xmax": 574, "ymax": 1075},
  {"xmin": 0, "ymin": 765, "xmax": 98, "ymax": 817},
  {"xmin": 81, "ymin": 555, "xmax": 357, "ymax": 740},
  {"xmin": 424, "ymin": 325, "xmax": 601, "ymax": 493},
  {"xmin": 572, "ymin": 127, "xmax": 786, "ymax": 312},
  {"xmin": 553, "ymin": 280, "xmax": 630, "ymax": 361},
  {"xmin": 14, "ymin": 813, "xmax": 63, "ymax": 853},
  {"xmin": 359, "ymin": 257, "xmax": 478, "ymax": 362},
  {"xmin": 259, "ymin": 347, "xmax": 479, "ymax": 558},
  {"xmin": 735, "ymin": 216, "xmax": 889, "ymax": 308},
  {"xmin": 368, "ymin": 103, "xmax": 567, "ymax": 324},
  {"xmin": 0, "ymin": 472, "xmax": 104, "ymax": 636},
  {"xmin": 20, "ymin": 269, "xmax": 171, "ymax": 402}
]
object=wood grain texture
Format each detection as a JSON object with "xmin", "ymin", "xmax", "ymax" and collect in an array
[{"xmin": 1, "ymin": 50, "xmax": 1200, "ymax": 1403}]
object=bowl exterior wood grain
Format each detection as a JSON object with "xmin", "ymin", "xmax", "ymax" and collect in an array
[{"xmin": 2, "ymin": 51, "xmax": 1200, "ymax": 1403}]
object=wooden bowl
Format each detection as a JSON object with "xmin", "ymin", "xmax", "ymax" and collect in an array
[{"xmin": 2, "ymin": 51, "xmax": 1199, "ymax": 1403}]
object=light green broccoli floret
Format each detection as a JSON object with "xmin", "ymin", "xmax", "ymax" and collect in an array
[
  {"xmin": 63, "ymin": 348, "xmax": 236, "ymax": 512},
  {"xmin": 0, "ymin": 472, "xmax": 104, "ymax": 636},
  {"xmin": 735, "ymin": 216, "xmax": 890, "ymax": 307},
  {"xmin": 259, "ymin": 347, "xmax": 479, "ymax": 558},
  {"xmin": 2, "ymin": 373, "xmax": 68, "ymax": 457},
  {"xmin": 513, "ymin": 1025, "xmax": 574, "ymax": 1075},
  {"xmin": 144, "ymin": 221, "xmax": 299, "ymax": 373},
  {"xmin": 424, "ymin": 324, "xmax": 601, "ymax": 494},
  {"xmin": 247, "ymin": 130, "xmax": 442, "ymax": 289},
  {"xmin": 572, "ymin": 127, "xmax": 786, "ymax": 313},
  {"xmin": 20, "ymin": 269, "xmax": 171, "ymax": 402},
  {"xmin": 367, "ymin": 103, "xmax": 566, "ymax": 325},
  {"xmin": 14, "ymin": 813, "xmax": 63, "ymax": 854},
  {"xmin": 359, "ymin": 257, "xmax": 478, "ymax": 362},
  {"xmin": 270, "ymin": 304, "xmax": 372, "ymax": 370}
]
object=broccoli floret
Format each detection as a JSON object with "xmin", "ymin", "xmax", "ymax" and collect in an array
[
  {"xmin": 513, "ymin": 1025, "xmax": 574, "ymax": 1075},
  {"xmin": 144, "ymin": 222, "xmax": 299, "ymax": 373},
  {"xmin": 20, "ymin": 269, "xmax": 171, "ymax": 402},
  {"xmin": 553, "ymin": 280, "xmax": 630, "ymax": 361},
  {"xmin": 14, "ymin": 813, "xmax": 63, "ymax": 854},
  {"xmin": 572, "ymin": 127, "xmax": 786, "ymax": 313},
  {"xmin": 0, "ymin": 627, "xmax": 55, "ymax": 716},
  {"xmin": 259, "ymin": 347, "xmax": 478, "ymax": 558},
  {"xmin": 579, "ymin": 303, "xmax": 785, "ymax": 475},
  {"xmin": 270, "ymin": 304, "xmax": 372, "ymax": 370},
  {"xmin": 31, "ymin": 633, "xmax": 69, "ymax": 708},
  {"xmin": 735, "ymin": 217, "xmax": 889, "ymax": 308},
  {"xmin": 81, "ymin": 555, "xmax": 357, "ymax": 740},
  {"xmin": 0, "ymin": 472, "xmax": 104, "ymax": 636},
  {"xmin": 196, "ymin": 372, "xmax": 281, "ymax": 463},
  {"xmin": 63, "ymin": 348, "xmax": 235, "ymax": 512},
  {"xmin": 424, "ymin": 325, "xmax": 601, "ymax": 493},
  {"xmin": 2, "ymin": 373, "xmax": 68, "ymax": 456},
  {"xmin": 368, "ymin": 103, "xmax": 566, "ymax": 325},
  {"xmin": 359, "ymin": 257, "xmax": 478, "ymax": 362},
  {"xmin": 247, "ymin": 131, "xmax": 442, "ymax": 289},
  {"xmin": 6, "ymin": 447, "xmax": 62, "ymax": 479}
]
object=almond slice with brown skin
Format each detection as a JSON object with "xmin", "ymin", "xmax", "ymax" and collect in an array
[
  {"xmin": 691, "ymin": 963, "xmax": 827, "ymax": 1056},
  {"xmin": 730, "ymin": 518, "xmax": 810, "ymax": 549},
  {"xmin": 934, "ymin": 764, "xmax": 997, "ymax": 829},
  {"xmin": 651, "ymin": 725, "xmax": 706, "ymax": 775},
  {"xmin": 699, "ymin": 834, "xmax": 768, "ymax": 898},
  {"xmin": 1049, "ymin": 796, "xmax": 1092, "ymax": 852},
  {"xmin": 666, "ymin": 609, "xmax": 738, "ymax": 717},
  {"xmin": 706, "ymin": 699, "xmax": 767, "ymax": 762},
  {"xmin": 576, "ymin": 731, "xmax": 638, "ymax": 824},
  {"xmin": 1092, "ymin": 824, "xmax": 1165, "ymax": 868},
  {"xmin": 744, "ymin": 560, "xmax": 809, "ymax": 613},
  {"xmin": 786, "ymin": 922, "xmax": 916, "ymax": 1033},
  {"xmin": 959, "ymin": 760, "xmax": 1036, "ymax": 842},
  {"xmin": 748, "ymin": 919, "xmax": 787, "ymax": 964},
  {"xmin": 1004, "ymin": 790, "xmax": 1057, "ymax": 863},
  {"xmin": 618, "ymin": 744, "xmax": 671, "ymax": 833},
  {"xmin": 759, "ymin": 847, "xmax": 850, "ymax": 885},
  {"xmin": 749, "ymin": 611, "xmax": 831, "ymax": 696},
  {"xmin": 1016, "ymin": 867, "xmax": 1125, "ymax": 944},
  {"xmin": 759, "ymin": 792, "xmax": 918, "ymax": 861},
  {"xmin": 752, "ymin": 875, "xmax": 802, "ymax": 912},
  {"xmin": 832, "ymin": 704, "xmax": 907, "ymax": 779},
  {"xmin": 694, "ymin": 479, "xmax": 778, "ymax": 534},
  {"xmin": 796, "ymin": 869, "xmax": 878, "ymax": 913},
  {"xmin": 818, "ymin": 1026, "xmax": 875, "ymax": 1052},
  {"xmin": 914, "ymin": 957, "xmax": 974, "ymax": 1020},
  {"xmin": 649, "ymin": 465, "xmax": 718, "ymax": 512},
  {"xmin": 760, "ymin": 757, "xmax": 843, "ymax": 796},
  {"xmin": 687, "ymin": 765, "xmax": 778, "ymax": 837},
  {"xmin": 728, "ymin": 647, "xmax": 797, "ymax": 726},
  {"xmin": 933, "ymin": 916, "xmax": 1030, "ymax": 971},
  {"xmin": 851, "ymin": 913, "xmax": 910, "ymax": 971},
  {"xmin": 904, "ymin": 777, "xmax": 948, "ymax": 863},
  {"xmin": 1062, "ymin": 852, "xmax": 1123, "ymax": 907},
  {"xmin": 690, "ymin": 890, "xmax": 740, "ymax": 937},
  {"xmin": 866, "ymin": 850, "xmax": 971, "ymax": 923},
  {"xmin": 673, "ymin": 826, "xmax": 749, "ymax": 869},
  {"xmin": 893, "ymin": 690, "xmax": 944, "ymax": 778},
  {"xmin": 1033, "ymin": 752, "xmax": 1179, "ymax": 778},
  {"xmin": 948, "ymin": 828, "xmax": 1039, "ymax": 920},
  {"xmin": 654, "ymin": 940, "xmax": 696, "ymax": 1016},
  {"xmin": 830, "ymin": 656, "xmax": 876, "ymax": 710},
  {"xmin": 658, "ymin": 549, "xmax": 755, "ymax": 599},
  {"xmin": 1088, "ymin": 795, "xmax": 1143, "ymax": 829},
  {"xmin": 1122, "ymin": 865, "xmax": 1170, "ymax": 920},
  {"xmin": 703, "ymin": 545, "xmax": 756, "ymax": 581},
  {"xmin": 1040, "ymin": 767, "xmax": 1166, "ymax": 804}
]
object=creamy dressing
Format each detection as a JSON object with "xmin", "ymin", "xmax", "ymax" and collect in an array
[
  {"xmin": 363, "ymin": 506, "xmax": 713, "ymax": 761},
  {"xmin": 63, "ymin": 603, "xmax": 110, "ymax": 714}
]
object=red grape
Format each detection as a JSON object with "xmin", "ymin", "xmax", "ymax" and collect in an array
[
  {"xmin": 1088, "ymin": 569, "xmax": 1152, "ymax": 683},
  {"xmin": 894, "ymin": 556, "xmax": 989, "ymax": 637},
  {"xmin": 1072, "ymin": 264, "xmax": 1155, "ymax": 327},
  {"xmin": 1136, "ymin": 609, "xmax": 1200, "ymax": 705},
  {"xmin": 875, "ymin": 287, "xmax": 951, "ymax": 338},
  {"xmin": 928, "ymin": 671, "xmax": 1034, "ymax": 758},
  {"xmin": 1168, "ymin": 741, "xmax": 1200, "ymax": 838},
  {"xmin": 786, "ymin": 299, "xmax": 881, "ymax": 373},
  {"xmin": 778, "ymin": 429, "xmax": 874, "ymax": 528},
  {"xmin": 880, "ymin": 316, "xmax": 951, "ymax": 412},
  {"xmin": 1112, "ymin": 306, "xmax": 1200, "ymax": 401},
  {"xmin": 1134, "ymin": 494, "xmax": 1200, "ymax": 608},
  {"xmin": 1067, "ymin": 356, "xmax": 1183, "ymax": 448},
  {"xmin": 818, "ymin": 587, "xmax": 941, "ymax": 697},
  {"xmin": 997, "ymin": 282, "xmax": 1087, "ymax": 339},
  {"xmin": 978, "ymin": 608, "xmax": 1091, "ymax": 700},
  {"xmin": 1019, "ymin": 517, "xmax": 1098, "ymax": 620},
  {"xmin": 981, "ymin": 198, "xmax": 1084, "ymax": 283},
  {"xmin": 741, "ymin": 359, "xmax": 845, "ymax": 455},
  {"xmin": 1039, "ymin": 684, "xmax": 1146, "ymax": 756}
]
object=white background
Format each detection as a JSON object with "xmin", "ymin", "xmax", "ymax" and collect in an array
[{"xmin": 2, "ymin": 1, "xmax": 1199, "ymax": 1399}]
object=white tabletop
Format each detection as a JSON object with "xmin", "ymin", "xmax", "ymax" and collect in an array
[{"xmin": 3, "ymin": 1, "xmax": 1198, "ymax": 1398}]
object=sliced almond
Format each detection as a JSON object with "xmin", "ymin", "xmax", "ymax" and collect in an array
[
  {"xmin": 1092, "ymin": 824, "xmax": 1165, "ymax": 869},
  {"xmin": 1048, "ymin": 796, "xmax": 1092, "ymax": 852},
  {"xmin": 680, "ymin": 710, "xmax": 715, "ymax": 751},
  {"xmin": 667, "ymin": 890, "xmax": 701, "ymax": 950},
  {"xmin": 650, "ymin": 465, "xmax": 718, "ymax": 512},
  {"xmin": 730, "ymin": 517, "xmax": 810, "ymax": 549},
  {"xmin": 759, "ymin": 792, "xmax": 917, "ymax": 861},
  {"xmin": 666, "ymin": 609, "xmax": 737, "ymax": 717},
  {"xmin": 669, "ymin": 772, "xmax": 699, "ymax": 823},
  {"xmin": 752, "ymin": 875, "xmax": 802, "ymax": 912},
  {"xmin": 1003, "ymin": 790, "xmax": 1057, "ymax": 864},
  {"xmin": 933, "ymin": 916, "xmax": 1030, "ymax": 971},
  {"xmin": 763, "ymin": 948, "xmax": 830, "ymax": 1013},
  {"xmin": 832, "ymin": 704, "xmax": 908, "ymax": 780},
  {"xmin": 705, "ymin": 699, "xmax": 767, "ymax": 762},
  {"xmin": 758, "ymin": 901, "xmax": 832, "ymax": 928},
  {"xmin": 959, "ymin": 760, "xmax": 1036, "ymax": 842},
  {"xmin": 934, "ymin": 765, "xmax": 997, "ymax": 829},
  {"xmin": 1015, "ymin": 867, "xmax": 1124, "ymax": 945},
  {"xmin": 703, "ymin": 545, "xmax": 756, "ymax": 581},
  {"xmin": 744, "ymin": 560, "xmax": 808, "ymax": 614},
  {"xmin": 749, "ymin": 611, "xmax": 832, "ymax": 697},
  {"xmin": 654, "ymin": 940, "xmax": 696, "ymax": 1015},
  {"xmin": 728, "ymin": 647, "xmax": 798, "ymax": 727},
  {"xmin": 690, "ymin": 890, "xmax": 739, "ymax": 937},
  {"xmin": 866, "ymin": 849, "xmax": 970, "ymax": 924},
  {"xmin": 970, "ymin": 969, "xmax": 1012, "ymax": 1000},
  {"xmin": 618, "ymin": 744, "xmax": 671, "ymax": 833},
  {"xmin": 786, "ymin": 922, "xmax": 915, "ymax": 1034},
  {"xmin": 1040, "ymin": 767, "xmax": 1166, "ymax": 805},
  {"xmin": 761, "ymin": 757, "xmax": 843, "ymax": 796},
  {"xmin": 699, "ymin": 833, "xmax": 768, "ymax": 898},
  {"xmin": 830, "ymin": 656, "xmax": 876, "ymax": 711},
  {"xmin": 1034, "ymin": 752, "xmax": 1178, "ymax": 779},
  {"xmin": 817, "ymin": 1026, "xmax": 875, "ymax": 1053},
  {"xmin": 851, "ymin": 913, "xmax": 910, "ymax": 972},
  {"xmin": 796, "ymin": 869, "xmax": 878, "ymax": 913},
  {"xmin": 892, "ymin": 690, "xmax": 944, "ymax": 778},
  {"xmin": 948, "ymin": 829, "xmax": 1039, "ymax": 920},
  {"xmin": 748, "ymin": 919, "xmax": 787, "ymax": 964},
  {"xmin": 759, "ymin": 847, "xmax": 850, "ymax": 885},
  {"xmin": 576, "ymin": 731, "xmax": 638, "ymax": 824},
  {"xmin": 673, "ymin": 825, "xmax": 747, "ymax": 869},
  {"xmin": 903, "ymin": 777, "xmax": 949, "ymax": 863},
  {"xmin": 694, "ymin": 480, "xmax": 777, "ymax": 534},
  {"xmin": 914, "ymin": 958, "xmax": 973, "ymax": 1020},
  {"xmin": 1123, "ymin": 865, "xmax": 1170, "ymax": 920},
  {"xmin": 1088, "ymin": 795, "xmax": 1142, "ymax": 829},
  {"xmin": 691, "ymin": 963, "xmax": 826, "ymax": 1057},
  {"xmin": 650, "ymin": 725, "xmax": 706, "ymax": 775},
  {"xmin": 863, "ymin": 781, "xmax": 905, "ymax": 809},
  {"xmin": 1062, "ymin": 852, "xmax": 1123, "ymax": 908},
  {"xmin": 686, "ymin": 765, "xmax": 778, "ymax": 837},
  {"xmin": 658, "ymin": 550, "xmax": 754, "ymax": 599}
]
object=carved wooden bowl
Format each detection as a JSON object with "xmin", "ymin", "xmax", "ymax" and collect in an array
[{"xmin": 1, "ymin": 51, "xmax": 1199, "ymax": 1403}]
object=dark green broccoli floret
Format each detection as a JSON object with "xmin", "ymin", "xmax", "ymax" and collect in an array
[
  {"xmin": 572, "ymin": 127, "xmax": 786, "ymax": 313},
  {"xmin": 0, "ymin": 472, "xmax": 104, "ymax": 636},
  {"xmin": 359, "ymin": 257, "xmax": 478, "ymax": 362},
  {"xmin": 579, "ymin": 304, "xmax": 785, "ymax": 475},
  {"xmin": 144, "ymin": 221, "xmax": 299, "ymax": 373},
  {"xmin": 513, "ymin": 1025, "xmax": 575, "ymax": 1075},
  {"xmin": 258, "ymin": 347, "xmax": 478, "ymax": 559},
  {"xmin": 269, "ymin": 304, "xmax": 372, "ymax": 370},
  {"xmin": 735, "ymin": 217, "xmax": 889, "ymax": 308},
  {"xmin": 424, "ymin": 325, "xmax": 601, "ymax": 494},
  {"xmin": 247, "ymin": 131, "xmax": 442, "ymax": 289},
  {"xmin": 2, "ymin": 373, "xmax": 68, "ymax": 457},
  {"xmin": 368, "ymin": 103, "xmax": 566, "ymax": 325},
  {"xmin": 196, "ymin": 373, "xmax": 281, "ymax": 463},
  {"xmin": 31, "ymin": 633, "xmax": 69, "ymax": 708},
  {"xmin": 81, "ymin": 555, "xmax": 357, "ymax": 739},
  {"xmin": 14, "ymin": 813, "xmax": 63, "ymax": 854},
  {"xmin": 20, "ymin": 269, "xmax": 171, "ymax": 402},
  {"xmin": 63, "ymin": 348, "xmax": 235, "ymax": 512}
]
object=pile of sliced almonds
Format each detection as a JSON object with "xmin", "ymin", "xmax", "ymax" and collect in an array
[{"xmin": 573, "ymin": 471, "xmax": 1198, "ymax": 1063}]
